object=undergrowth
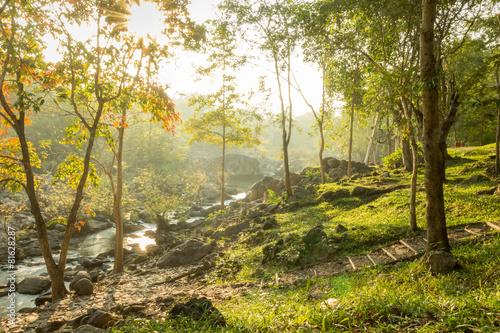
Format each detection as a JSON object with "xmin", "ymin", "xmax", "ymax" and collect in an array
[{"xmin": 110, "ymin": 144, "xmax": 500, "ymax": 332}]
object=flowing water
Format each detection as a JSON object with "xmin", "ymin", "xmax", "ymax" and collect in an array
[{"xmin": 0, "ymin": 192, "xmax": 247, "ymax": 317}]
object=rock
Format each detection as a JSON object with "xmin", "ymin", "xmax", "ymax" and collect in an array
[
  {"xmin": 289, "ymin": 172, "xmax": 302, "ymax": 187},
  {"xmin": 335, "ymin": 224, "xmax": 348, "ymax": 233},
  {"xmin": 206, "ymin": 205, "xmax": 222, "ymax": 215},
  {"xmin": 169, "ymin": 298, "xmax": 226, "ymax": 326},
  {"xmin": 381, "ymin": 171, "xmax": 390, "ymax": 177},
  {"xmin": 321, "ymin": 298, "xmax": 340, "ymax": 310},
  {"xmin": 77, "ymin": 219, "xmax": 112, "ymax": 235},
  {"xmin": 426, "ymin": 251, "xmax": 459, "ymax": 274},
  {"xmin": 74, "ymin": 278, "xmax": 94, "ymax": 296},
  {"xmin": 351, "ymin": 186, "xmax": 372, "ymax": 197},
  {"xmin": 302, "ymin": 226, "xmax": 327, "ymax": 250},
  {"xmin": 326, "ymin": 157, "xmax": 341, "ymax": 169},
  {"xmin": 86, "ymin": 309, "xmax": 115, "ymax": 328},
  {"xmin": 35, "ymin": 292, "xmax": 53, "ymax": 306},
  {"xmin": 328, "ymin": 168, "xmax": 346, "ymax": 180},
  {"xmin": 247, "ymin": 209, "xmax": 263, "ymax": 219},
  {"xmin": 123, "ymin": 223, "xmax": 144, "ymax": 233},
  {"xmin": 17, "ymin": 276, "xmax": 51, "ymax": 295},
  {"xmin": 211, "ymin": 220, "xmax": 250, "ymax": 240},
  {"xmin": 307, "ymin": 291, "xmax": 326, "ymax": 300},
  {"xmin": 262, "ymin": 217, "xmax": 278, "ymax": 230},
  {"xmin": 74, "ymin": 325, "xmax": 105, "ymax": 333},
  {"xmin": 187, "ymin": 206, "xmax": 208, "ymax": 218},
  {"xmin": 82, "ymin": 258, "xmax": 106, "ymax": 269},
  {"xmin": 70, "ymin": 271, "xmax": 92, "ymax": 290},
  {"xmin": 461, "ymin": 174, "xmax": 490, "ymax": 185},
  {"xmin": 319, "ymin": 189, "xmax": 351, "ymax": 202},
  {"xmin": 35, "ymin": 320, "xmax": 66, "ymax": 333},
  {"xmin": 157, "ymin": 239, "xmax": 213, "ymax": 268},
  {"xmin": 291, "ymin": 186, "xmax": 312, "ymax": 199},
  {"xmin": 262, "ymin": 239, "xmax": 284, "ymax": 262}
]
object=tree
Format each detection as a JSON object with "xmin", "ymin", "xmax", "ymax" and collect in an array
[
  {"xmin": 0, "ymin": 0, "xmax": 177, "ymax": 300},
  {"xmin": 185, "ymin": 19, "xmax": 260, "ymax": 210},
  {"xmin": 421, "ymin": 0, "xmax": 450, "ymax": 253},
  {"xmin": 222, "ymin": 0, "xmax": 297, "ymax": 199},
  {"xmin": 99, "ymin": 0, "xmax": 197, "ymax": 273}
]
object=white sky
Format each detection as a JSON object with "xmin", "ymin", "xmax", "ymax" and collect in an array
[
  {"xmin": 170, "ymin": 0, "xmax": 323, "ymax": 115},
  {"xmin": 43, "ymin": 0, "xmax": 323, "ymax": 116}
]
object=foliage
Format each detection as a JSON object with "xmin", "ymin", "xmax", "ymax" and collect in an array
[
  {"xmin": 131, "ymin": 166, "xmax": 205, "ymax": 217},
  {"xmin": 382, "ymin": 142, "xmax": 423, "ymax": 170}
]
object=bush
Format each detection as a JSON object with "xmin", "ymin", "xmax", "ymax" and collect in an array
[{"xmin": 382, "ymin": 142, "xmax": 423, "ymax": 169}]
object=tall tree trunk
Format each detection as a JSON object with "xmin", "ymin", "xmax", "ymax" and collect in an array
[
  {"xmin": 348, "ymin": 96, "xmax": 355, "ymax": 177},
  {"xmin": 113, "ymin": 109, "xmax": 126, "ymax": 273},
  {"xmin": 495, "ymin": 70, "xmax": 500, "ymax": 176},
  {"xmin": 221, "ymin": 123, "xmax": 226, "ymax": 210},
  {"xmin": 421, "ymin": 0, "xmax": 450, "ymax": 253},
  {"xmin": 364, "ymin": 113, "xmax": 380, "ymax": 165}
]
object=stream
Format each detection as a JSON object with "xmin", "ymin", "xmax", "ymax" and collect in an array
[{"xmin": 0, "ymin": 192, "xmax": 247, "ymax": 318}]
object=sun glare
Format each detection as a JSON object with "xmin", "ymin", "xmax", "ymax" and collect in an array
[{"xmin": 127, "ymin": 1, "xmax": 163, "ymax": 39}]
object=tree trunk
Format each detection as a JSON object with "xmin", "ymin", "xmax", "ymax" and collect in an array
[
  {"xmin": 401, "ymin": 97, "xmax": 420, "ymax": 231},
  {"xmin": 221, "ymin": 123, "xmax": 226, "ymax": 210},
  {"xmin": 113, "ymin": 109, "xmax": 126, "ymax": 273},
  {"xmin": 496, "ymin": 70, "xmax": 500, "ymax": 176},
  {"xmin": 348, "ymin": 96, "xmax": 355, "ymax": 177},
  {"xmin": 364, "ymin": 113, "xmax": 380, "ymax": 165},
  {"xmin": 386, "ymin": 116, "xmax": 392, "ymax": 156},
  {"xmin": 401, "ymin": 136, "xmax": 412, "ymax": 172},
  {"xmin": 319, "ymin": 121, "xmax": 326, "ymax": 183},
  {"xmin": 421, "ymin": 0, "xmax": 450, "ymax": 253}
]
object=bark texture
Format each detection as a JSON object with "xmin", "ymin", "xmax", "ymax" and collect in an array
[{"xmin": 420, "ymin": 0, "xmax": 450, "ymax": 253}]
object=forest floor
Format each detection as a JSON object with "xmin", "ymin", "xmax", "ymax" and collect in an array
[{"xmin": 2, "ymin": 144, "xmax": 500, "ymax": 332}]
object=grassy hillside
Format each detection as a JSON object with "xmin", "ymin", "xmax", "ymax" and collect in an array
[{"xmin": 111, "ymin": 144, "xmax": 500, "ymax": 333}]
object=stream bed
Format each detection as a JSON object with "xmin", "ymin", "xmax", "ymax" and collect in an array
[{"xmin": 0, "ymin": 192, "xmax": 247, "ymax": 317}]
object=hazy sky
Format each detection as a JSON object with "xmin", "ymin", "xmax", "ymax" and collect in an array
[
  {"xmin": 168, "ymin": 0, "xmax": 323, "ymax": 115},
  {"xmin": 43, "ymin": 0, "xmax": 323, "ymax": 116}
]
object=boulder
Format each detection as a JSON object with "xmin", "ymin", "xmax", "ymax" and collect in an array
[
  {"xmin": 36, "ymin": 320, "xmax": 67, "ymax": 333},
  {"xmin": 319, "ymin": 189, "xmax": 351, "ymax": 202},
  {"xmin": 77, "ymin": 219, "xmax": 112, "ymax": 235},
  {"xmin": 82, "ymin": 258, "xmax": 106, "ymax": 269},
  {"xmin": 187, "ymin": 206, "xmax": 208, "ymax": 218},
  {"xmin": 74, "ymin": 325, "xmax": 105, "ymax": 333},
  {"xmin": 302, "ymin": 226, "xmax": 327, "ymax": 250},
  {"xmin": 35, "ymin": 292, "xmax": 53, "ymax": 306},
  {"xmin": 291, "ymin": 186, "xmax": 312, "ymax": 199},
  {"xmin": 70, "ymin": 271, "xmax": 92, "ymax": 290},
  {"xmin": 157, "ymin": 239, "xmax": 213, "ymax": 268},
  {"xmin": 17, "ymin": 276, "xmax": 51, "ymax": 295},
  {"xmin": 351, "ymin": 186, "xmax": 372, "ymax": 197},
  {"xmin": 328, "ymin": 168, "xmax": 346, "ymax": 180},
  {"xmin": 262, "ymin": 217, "xmax": 278, "ymax": 230},
  {"xmin": 169, "ymin": 297, "xmax": 226, "ymax": 326},
  {"xmin": 289, "ymin": 172, "xmax": 302, "ymax": 187},
  {"xmin": 74, "ymin": 278, "xmax": 94, "ymax": 296},
  {"xmin": 211, "ymin": 220, "xmax": 250, "ymax": 240}
]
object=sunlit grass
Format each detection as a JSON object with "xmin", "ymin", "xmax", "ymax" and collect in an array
[{"xmin": 110, "ymin": 144, "xmax": 500, "ymax": 332}]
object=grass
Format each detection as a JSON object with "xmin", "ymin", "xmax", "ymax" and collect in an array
[{"xmin": 109, "ymin": 144, "xmax": 500, "ymax": 332}]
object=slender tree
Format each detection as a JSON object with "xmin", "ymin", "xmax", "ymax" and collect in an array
[{"xmin": 185, "ymin": 19, "xmax": 260, "ymax": 209}]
